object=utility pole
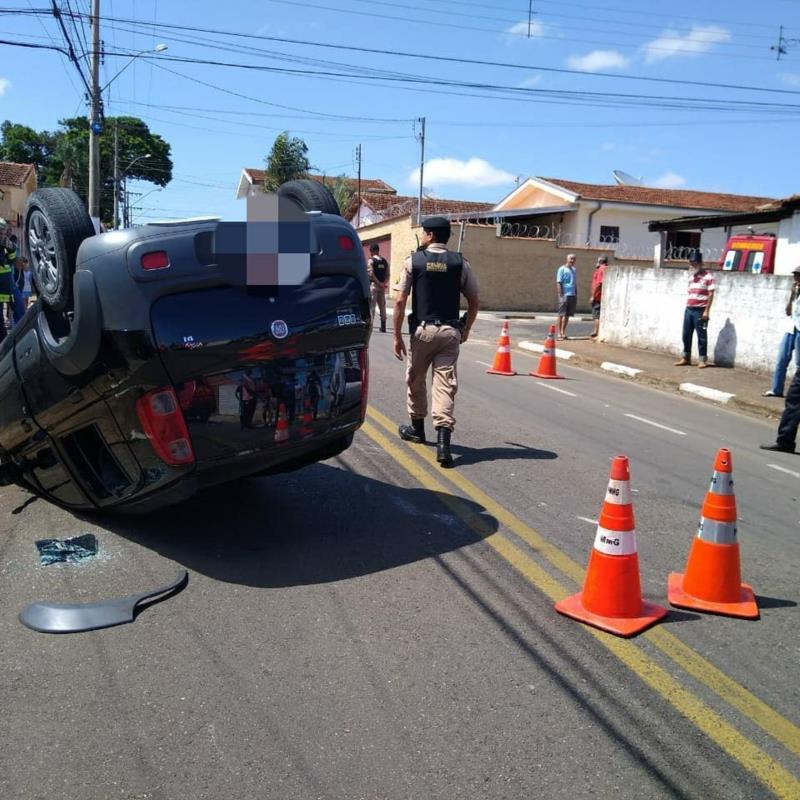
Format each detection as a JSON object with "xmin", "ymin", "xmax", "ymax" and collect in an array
[
  {"xmin": 88, "ymin": 0, "xmax": 101, "ymax": 221},
  {"xmin": 770, "ymin": 25, "xmax": 800, "ymax": 60},
  {"xmin": 527, "ymin": 1, "xmax": 534, "ymax": 38},
  {"xmin": 416, "ymin": 116, "xmax": 426, "ymax": 226},
  {"xmin": 355, "ymin": 144, "xmax": 362, "ymax": 227},
  {"xmin": 112, "ymin": 121, "xmax": 119, "ymax": 229}
]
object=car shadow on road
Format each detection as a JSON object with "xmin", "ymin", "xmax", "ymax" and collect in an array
[
  {"xmin": 95, "ymin": 462, "xmax": 498, "ymax": 589},
  {"xmin": 449, "ymin": 440, "xmax": 557, "ymax": 467}
]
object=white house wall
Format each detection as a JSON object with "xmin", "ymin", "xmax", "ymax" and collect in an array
[
  {"xmin": 560, "ymin": 202, "xmax": 778, "ymax": 264},
  {"xmin": 601, "ymin": 265, "xmax": 793, "ymax": 373},
  {"xmin": 776, "ymin": 212, "xmax": 800, "ymax": 275}
]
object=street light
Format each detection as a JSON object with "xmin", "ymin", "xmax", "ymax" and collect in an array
[
  {"xmin": 129, "ymin": 188, "xmax": 164, "ymax": 226},
  {"xmin": 114, "ymin": 151, "xmax": 152, "ymax": 230},
  {"xmin": 99, "ymin": 44, "xmax": 169, "ymax": 94},
  {"xmin": 88, "ymin": 40, "xmax": 168, "ymax": 220}
]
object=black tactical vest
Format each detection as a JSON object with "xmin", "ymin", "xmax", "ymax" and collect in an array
[
  {"xmin": 370, "ymin": 256, "xmax": 388, "ymax": 284},
  {"xmin": 410, "ymin": 250, "xmax": 463, "ymax": 323}
]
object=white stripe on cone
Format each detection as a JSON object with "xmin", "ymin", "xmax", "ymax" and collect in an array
[
  {"xmin": 605, "ymin": 479, "xmax": 633, "ymax": 505},
  {"xmin": 593, "ymin": 526, "xmax": 638, "ymax": 556}
]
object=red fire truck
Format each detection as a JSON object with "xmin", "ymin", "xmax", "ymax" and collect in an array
[{"xmin": 718, "ymin": 233, "xmax": 777, "ymax": 274}]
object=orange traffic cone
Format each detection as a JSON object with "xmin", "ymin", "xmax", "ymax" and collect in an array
[
  {"xmin": 274, "ymin": 403, "xmax": 289, "ymax": 445},
  {"xmin": 487, "ymin": 320, "xmax": 516, "ymax": 376},
  {"xmin": 530, "ymin": 324, "xmax": 563, "ymax": 379},
  {"xmin": 555, "ymin": 455, "xmax": 667, "ymax": 637},
  {"xmin": 668, "ymin": 448, "xmax": 758, "ymax": 619},
  {"xmin": 299, "ymin": 399, "xmax": 313, "ymax": 437}
]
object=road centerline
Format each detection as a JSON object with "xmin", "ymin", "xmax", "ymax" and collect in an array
[
  {"xmin": 534, "ymin": 382, "xmax": 577, "ymax": 397},
  {"xmin": 767, "ymin": 463, "xmax": 800, "ymax": 479},
  {"xmin": 365, "ymin": 406, "xmax": 800, "ymax": 766},
  {"xmin": 360, "ymin": 415, "xmax": 800, "ymax": 799},
  {"xmin": 624, "ymin": 413, "xmax": 687, "ymax": 436}
]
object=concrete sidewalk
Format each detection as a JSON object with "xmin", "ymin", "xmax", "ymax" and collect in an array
[{"xmin": 484, "ymin": 312, "xmax": 786, "ymax": 421}]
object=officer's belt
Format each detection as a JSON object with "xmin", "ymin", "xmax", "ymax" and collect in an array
[{"xmin": 420, "ymin": 318, "xmax": 460, "ymax": 327}]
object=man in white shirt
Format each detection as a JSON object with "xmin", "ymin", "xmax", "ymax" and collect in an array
[{"xmin": 763, "ymin": 267, "xmax": 800, "ymax": 397}]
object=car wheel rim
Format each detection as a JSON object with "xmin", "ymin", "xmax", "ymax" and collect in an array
[{"xmin": 28, "ymin": 209, "xmax": 59, "ymax": 296}]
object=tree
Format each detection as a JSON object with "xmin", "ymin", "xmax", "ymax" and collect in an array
[
  {"xmin": 0, "ymin": 121, "xmax": 58, "ymax": 177},
  {"xmin": 330, "ymin": 175, "xmax": 355, "ymax": 216},
  {"xmin": 263, "ymin": 132, "xmax": 309, "ymax": 191},
  {"xmin": 0, "ymin": 115, "xmax": 173, "ymax": 224}
]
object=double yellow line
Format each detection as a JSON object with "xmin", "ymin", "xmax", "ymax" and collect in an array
[{"xmin": 362, "ymin": 406, "xmax": 800, "ymax": 799}]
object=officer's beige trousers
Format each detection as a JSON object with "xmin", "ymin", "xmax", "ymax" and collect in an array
[
  {"xmin": 406, "ymin": 324, "xmax": 460, "ymax": 430},
  {"xmin": 369, "ymin": 285, "xmax": 386, "ymax": 324}
]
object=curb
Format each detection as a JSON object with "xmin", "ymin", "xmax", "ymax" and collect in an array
[
  {"xmin": 519, "ymin": 340, "xmax": 575, "ymax": 360},
  {"xmin": 678, "ymin": 383, "xmax": 735, "ymax": 404},
  {"xmin": 507, "ymin": 340, "xmax": 780, "ymax": 422},
  {"xmin": 601, "ymin": 361, "xmax": 642, "ymax": 378}
]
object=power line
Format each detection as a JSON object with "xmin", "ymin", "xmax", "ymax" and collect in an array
[
  {"xmin": 259, "ymin": 0, "xmax": 777, "ymax": 62},
  {"xmin": 399, "ymin": 0, "xmax": 784, "ymax": 40},
  {"xmin": 300, "ymin": 0, "xmax": 778, "ymax": 50},
  {"xmin": 419, "ymin": 0, "xmax": 784, "ymax": 32},
  {"xmin": 53, "ymin": 9, "xmax": 800, "ymax": 98},
  {"xmin": 117, "ymin": 51, "xmax": 800, "ymax": 114},
  {"xmin": 9, "ymin": 36, "xmax": 800, "ymax": 117}
]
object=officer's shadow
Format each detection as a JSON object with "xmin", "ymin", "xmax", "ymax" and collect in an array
[{"xmin": 448, "ymin": 441, "xmax": 557, "ymax": 467}]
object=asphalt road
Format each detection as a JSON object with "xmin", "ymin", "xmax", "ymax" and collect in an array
[{"xmin": 1, "ymin": 318, "xmax": 798, "ymax": 800}]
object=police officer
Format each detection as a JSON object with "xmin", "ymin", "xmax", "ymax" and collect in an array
[
  {"xmin": 393, "ymin": 216, "xmax": 480, "ymax": 467},
  {"xmin": 367, "ymin": 243, "xmax": 389, "ymax": 332},
  {"xmin": 0, "ymin": 233, "xmax": 14, "ymax": 337}
]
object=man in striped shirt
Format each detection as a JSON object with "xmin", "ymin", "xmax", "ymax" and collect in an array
[{"xmin": 675, "ymin": 250, "xmax": 714, "ymax": 369}]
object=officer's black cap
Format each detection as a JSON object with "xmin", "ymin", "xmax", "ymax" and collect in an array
[
  {"xmin": 422, "ymin": 215, "xmax": 451, "ymax": 231},
  {"xmin": 422, "ymin": 215, "xmax": 451, "ymax": 239}
]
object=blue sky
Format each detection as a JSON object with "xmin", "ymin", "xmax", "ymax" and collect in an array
[{"xmin": 1, "ymin": 0, "xmax": 799, "ymax": 222}]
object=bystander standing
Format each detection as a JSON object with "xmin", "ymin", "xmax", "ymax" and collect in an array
[
  {"xmin": 590, "ymin": 255, "xmax": 607, "ymax": 339},
  {"xmin": 763, "ymin": 267, "xmax": 800, "ymax": 397},
  {"xmin": 556, "ymin": 253, "xmax": 577, "ymax": 340},
  {"xmin": 675, "ymin": 250, "xmax": 714, "ymax": 369}
]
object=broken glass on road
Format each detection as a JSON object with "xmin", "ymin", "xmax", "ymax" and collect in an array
[{"xmin": 35, "ymin": 534, "xmax": 98, "ymax": 566}]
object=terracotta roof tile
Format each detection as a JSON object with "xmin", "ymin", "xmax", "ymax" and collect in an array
[
  {"xmin": 540, "ymin": 177, "xmax": 776, "ymax": 213},
  {"xmin": 358, "ymin": 193, "xmax": 494, "ymax": 219},
  {"xmin": 243, "ymin": 168, "xmax": 396, "ymax": 194},
  {"xmin": 0, "ymin": 162, "xmax": 35, "ymax": 188}
]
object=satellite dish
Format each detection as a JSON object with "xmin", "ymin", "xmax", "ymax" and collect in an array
[{"xmin": 612, "ymin": 170, "xmax": 643, "ymax": 187}]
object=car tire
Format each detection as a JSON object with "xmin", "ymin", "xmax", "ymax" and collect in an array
[
  {"xmin": 24, "ymin": 188, "xmax": 96, "ymax": 312},
  {"xmin": 277, "ymin": 179, "xmax": 341, "ymax": 216}
]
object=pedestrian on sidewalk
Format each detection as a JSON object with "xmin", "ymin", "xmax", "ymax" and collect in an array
[
  {"xmin": 393, "ymin": 216, "xmax": 480, "ymax": 467},
  {"xmin": 556, "ymin": 253, "xmax": 577, "ymax": 340},
  {"xmin": 763, "ymin": 267, "xmax": 800, "ymax": 397},
  {"xmin": 675, "ymin": 250, "xmax": 714, "ymax": 368},
  {"xmin": 760, "ymin": 366, "xmax": 800, "ymax": 453},
  {"xmin": 590, "ymin": 255, "xmax": 607, "ymax": 339},
  {"xmin": 367, "ymin": 243, "xmax": 389, "ymax": 333}
]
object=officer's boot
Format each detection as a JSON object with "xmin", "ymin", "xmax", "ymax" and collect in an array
[
  {"xmin": 436, "ymin": 427, "xmax": 453, "ymax": 467},
  {"xmin": 399, "ymin": 417, "xmax": 426, "ymax": 444},
  {"xmin": 380, "ymin": 320, "xmax": 386, "ymax": 333}
]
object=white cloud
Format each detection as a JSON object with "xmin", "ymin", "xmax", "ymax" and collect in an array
[
  {"xmin": 567, "ymin": 50, "xmax": 630, "ymax": 72},
  {"xmin": 0, "ymin": 78, "xmax": 11, "ymax": 96},
  {"xmin": 641, "ymin": 25, "xmax": 731, "ymax": 64},
  {"xmin": 652, "ymin": 171, "xmax": 686, "ymax": 189},
  {"xmin": 518, "ymin": 74, "xmax": 542, "ymax": 88},
  {"xmin": 506, "ymin": 20, "xmax": 546, "ymax": 39},
  {"xmin": 408, "ymin": 158, "xmax": 515, "ymax": 189},
  {"xmin": 600, "ymin": 142, "xmax": 616, "ymax": 152},
  {"xmin": 780, "ymin": 73, "xmax": 800, "ymax": 86}
]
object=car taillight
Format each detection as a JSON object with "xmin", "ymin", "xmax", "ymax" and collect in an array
[
  {"xmin": 338, "ymin": 234, "xmax": 355, "ymax": 251},
  {"xmin": 359, "ymin": 348, "xmax": 369, "ymax": 422},
  {"xmin": 135, "ymin": 387, "xmax": 195, "ymax": 466},
  {"xmin": 141, "ymin": 250, "xmax": 170, "ymax": 270}
]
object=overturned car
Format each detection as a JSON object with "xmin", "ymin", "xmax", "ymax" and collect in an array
[{"xmin": 0, "ymin": 181, "xmax": 370, "ymax": 512}]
